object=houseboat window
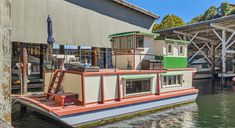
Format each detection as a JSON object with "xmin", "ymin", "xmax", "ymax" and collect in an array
[
  {"xmin": 120, "ymin": 36, "xmax": 126, "ymax": 49},
  {"xmin": 162, "ymin": 75, "xmax": 183, "ymax": 87},
  {"xmin": 126, "ymin": 79, "xmax": 151, "ymax": 94},
  {"xmin": 136, "ymin": 36, "xmax": 144, "ymax": 48},
  {"xmin": 112, "ymin": 37, "xmax": 119, "ymax": 49},
  {"xmin": 167, "ymin": 44, "xmax": 173, "ymax": 54},
  {"xmin": 179, "ymin": 45, "xmax": 184, "ymax": 55},
  {"xmin": 127, "ymin": 36, "xmax": 133, "ymax": 49}
]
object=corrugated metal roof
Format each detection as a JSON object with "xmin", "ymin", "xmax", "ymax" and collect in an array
[
  {"xmin": 109, "ymin": 31, "xmax": 159, "ymax": 38},
  {"xmin": 111, "ymin": 0, "xmax": 159, "ymax": 19}
]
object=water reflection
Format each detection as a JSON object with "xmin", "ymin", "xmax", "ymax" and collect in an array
[
  {"xmin": 12, "ymin": 79, "xmax": 235, "ymax": 128},
  {"xmin": 100, "ymin": 103, "xmax": 198, "ymax": 128}
]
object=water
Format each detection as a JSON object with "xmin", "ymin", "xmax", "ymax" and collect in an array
[{"xmin": 12, "ymin": 79, "xmax": 235, "ymax": 128}]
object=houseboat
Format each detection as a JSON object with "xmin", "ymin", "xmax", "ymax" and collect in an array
[{"xmin": 16, "ymin": 31, "xmax": 198, "ymax": 127}]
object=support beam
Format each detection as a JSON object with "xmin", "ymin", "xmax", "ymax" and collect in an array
[
  {"xmin": 40, "ymin": 44, "xmax": 44, "ymax": 79},
  {"xmin": 210, "ymin": 23, "xmax": 235, "ymax": 33},
  {"xmin": 187, "ymin": 36, "xmax": 212, "ymax": 64},
  {"xmin": 225, "ymin": 50, "xmax": 235, "ymax": 54},
  {"xmin": 226, "ymin": 40, "xmax": 235, "ymax": 50},
  {"xmin": 173, "ymin": 31, "xmax": 217, "ymax": 43},
  {"xmin": 222, "ymin": 30, "xmax": 226, "ymax": 73},
  {"xmin": 188, "ymin": 43, "xmax": 207, "ymax": 62}
]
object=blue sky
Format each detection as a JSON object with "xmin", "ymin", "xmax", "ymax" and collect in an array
[{"xmin": 126, "ymin": 0, "xmax": 235, "ymax": 23}]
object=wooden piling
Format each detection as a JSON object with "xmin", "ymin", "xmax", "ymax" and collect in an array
[{"xmin": 22, "ymin": 47, "xmax": 28, "ymax": 94}]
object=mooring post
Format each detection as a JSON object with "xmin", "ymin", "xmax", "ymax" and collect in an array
[
  {"xmin": 211, "ymin": 44, "xmax": 216, "ymax": 91},
  {"xmin": 0, "ymin": 0, "xmax": 12, "ymax": 125},
  {"xmin": 221, "ymin": 30, "xmax": 226, "ymax": 90},
  {"xmin": 22, "ymin": 47, "xmax": 28, "ymax": 94}
]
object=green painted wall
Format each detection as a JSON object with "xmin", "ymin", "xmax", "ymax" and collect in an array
[{"xmin": 163, "ymin": 56, "xmax": 187, "ymax": 68}]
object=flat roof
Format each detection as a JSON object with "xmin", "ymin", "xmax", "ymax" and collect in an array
[{"xmin": 111, "ymin": 0, "xmax": 159, "ymax": 19}]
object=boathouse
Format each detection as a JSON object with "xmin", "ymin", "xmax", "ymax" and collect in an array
[
  {"xmin": 157, "ymin": 15, "xmax": 235, "ymax": 80},
  {"xmin": 10, "ymin": 0, "xmax": 159, "ymax": 92}
]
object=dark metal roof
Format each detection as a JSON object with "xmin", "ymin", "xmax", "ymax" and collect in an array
[
  {"xmin": 156, "ymin": 14, "xmax": 235, "ymax": 43},
  {"xmin": 111, "ymin": 0, "xmax": 159, "ymax": 19},
  {"xmin": 109, "ymin": 31, "xmax": 159, "ymax": 38}
]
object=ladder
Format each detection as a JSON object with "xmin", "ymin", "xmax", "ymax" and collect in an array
[{"xmin": 46, "ymin": 70, "xmax": 65, "ymax": 99}]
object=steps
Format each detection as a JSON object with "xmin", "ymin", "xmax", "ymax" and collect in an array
[{"xmin": 46, "ymin": 70, "xmax": 65, "ymax": 99}]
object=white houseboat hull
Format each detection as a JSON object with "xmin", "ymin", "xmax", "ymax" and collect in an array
[{"xmin": 17, "ymin": 93, "xmax": 198, "ymax": 127}]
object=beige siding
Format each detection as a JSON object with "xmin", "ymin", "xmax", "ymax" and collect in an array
[
  {"xmin": 103, "ymin": 75, "xmax": 118, "ymax": 100},
  {"xmin": 112, "ymin": 55, "xmax": 135, "ymax": 70},
  {"xmin": 155, "ymin": 40, "xmax": 187, "ymax": 57},
  {"xmin": 135, "ymin": 36, "xmax": 157, "ymax": 69},
  {"xmin": 155, "ymin": 40, "xmax": 166, "ymax": 56},
  {"xmin": 12, "ymin": 0, "xmax": 154, "ymax": 48},
  {"xmin": 44, "ymin": 72, "xmax": 54, "ymax": 93},
  {"xmin": 84, "ymin": 76, "xmax": 101, "ymax": 103},
  {"xmin": 60, "ymin": 73, "xmax": 82, "ymax": 101},
  {"xmin": 44, "ymin": 72, "xmax": 82, "ymax": 101},
  {"xmin": 160, "ymin": 71, "xmax": 193, "ymax": 93}
]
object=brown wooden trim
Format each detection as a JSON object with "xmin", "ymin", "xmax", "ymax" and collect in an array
[
  {"xmin": 101, "ymin": 75, "xmax": 105, "ymax": 104},
  {"xmin": 83, "ymin": 70, "xmax": 166, "ymax": 76},
  {"xmin": 55, "ymin": 89, "xmax": 198, "ymax": 116},
  {"xmin": 20, "ymin": 89, "xmax": 198, "ymax": 117},
  {"xmin": 157, "ymin": 73, "xmax": 161, "ymax": 95},
  {"xmin": 123, "ymin": 93, "xmax": 152, "ymax": 99},
  {"xmin": 81, "ymin": 75, "xmax": 86, "ymax": 106},
  {"xmin": 160, "ymin": 88, "xmax": 195, "ymax": 94},
  {"xmin": 117, "ymin": 75, "xmax": 121, "ymax": 101}
]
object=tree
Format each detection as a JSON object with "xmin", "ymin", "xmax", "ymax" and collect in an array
[
  {"xmin": 189, "ymin": 2, "xmax": 235, "ymax": 24},
  {"xmin": 0, "ymin": 0, "xmax": 12, "ymax": 125},
  {"xmin": 153, "ymin": 14, "xmax": 185, "ymax": 31},
  {"xmin": 221, "ymin": 2, "xmax": 232, "ymax": 16},
  {"xmin": 152, "ymin": 23, "xmax": 160, "ymax": 32},
  {"xmin": 189, "ymin": 15, "xmax": 203, "ymax": 24},
  {"xmin": 200, "ymin": 6, "xmax": 218, "ymax": 21},
  {"xmin": 231, "ymin": 9, "xmax": 235, "ymax": 15}
]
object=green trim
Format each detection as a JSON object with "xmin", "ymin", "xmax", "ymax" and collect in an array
[
  {"xmin": 122, "ymin": 75, "xmax": 155, "ymax": 80},
  {"xmin": 161, "ymin": 72, "xmax": 184, "ymax": 76},
  {"xmin": 163, "ymin": 56, "xmax": 187, "ymax": 68},
  {"xmin": 109, "ymin": 31, "xmax": 160, "ymax": 38},
  {"xmin": 165, "ymin": 38, "xmax": 189, "ymax": 44}
]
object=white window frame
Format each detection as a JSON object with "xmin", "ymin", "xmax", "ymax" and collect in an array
[
  {"xmin": 178, "ymin": 45, "xmax": 185, "ymax": 56},
  {"xmin": 167, "ymin": 44, "xmax": 173, "ymax": 55},
  {"xmin": 161, "ymin": 75, "xmax": 183, "ymax": 88},
  {"xmin": 124, "ymin": 78, "xmax": 152, "ymax": 97},
  {"xmin": 136, "ymin": 36, "xmax": 144, "ymax": 49}
]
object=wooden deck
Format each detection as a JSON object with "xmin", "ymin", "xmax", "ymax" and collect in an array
[{"xmin": 18, "ymin": 88, "xmax": 198, "ymax": 117}]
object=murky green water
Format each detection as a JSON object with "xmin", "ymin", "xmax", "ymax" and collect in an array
[{"xmin": 12, "ymin": 80, "xmax": 235, "ymax": 128}]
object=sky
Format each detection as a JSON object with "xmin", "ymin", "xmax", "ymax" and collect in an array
[{"xmin": 126, "ymin": 0, "xmax": 235, "ymax": 23}]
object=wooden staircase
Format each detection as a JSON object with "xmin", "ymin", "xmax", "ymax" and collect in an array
[{"xmin": 46, "ymin": 70, "xmax": 65, "ymax": 99}]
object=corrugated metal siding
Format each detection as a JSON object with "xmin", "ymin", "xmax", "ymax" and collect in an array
[{"xmin": 11, "ymin": 0, "xmax": 155, "ymax": 48}]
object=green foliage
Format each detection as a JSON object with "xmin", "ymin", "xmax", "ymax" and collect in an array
[
  {"xmin": 189, "ymin": 15, "xmax": 203, "ymax": 24},
  {"xmin": 231, "ymin": 9, "xmax": 235, "ymax": 15},
  {"xmin": 221, "ymin": 2, "xmax": 233, "ymax": 16},
  {"xmin": 152, "ymin": 24, "xmax": 160, "ymax": 32},
  {"xmin": 153, "ymin": 14, "xmax": 185, "ymax": 31},
  {"xmin": 200, "ymin": 6, "xmax": 218, "ymax": 21},
  {"xmin": 189, "ymin": 2, "xmax": 235, "ymax": 24}
]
